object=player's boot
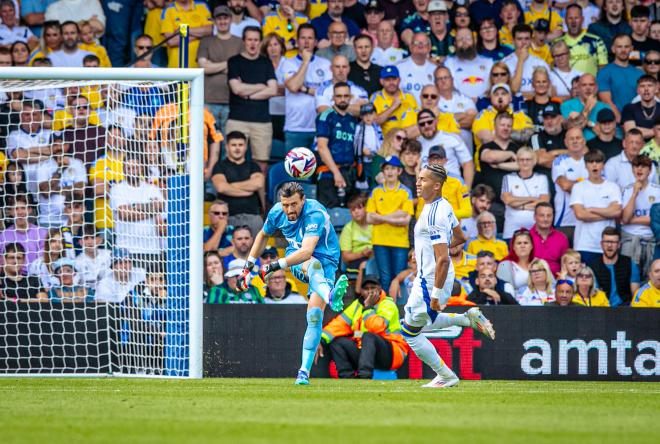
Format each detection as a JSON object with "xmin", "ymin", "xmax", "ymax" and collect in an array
[
  {"xmin": 466, "ymin": 307, "xmax": 496, "ymax": 340},
  {"xmin": 328, "ymin": 274, "xmax": 348, "ymax": 312},
  {"xmin": 421, "ymin": 374, "xmax": 460, "ymax": 388},
  {"xmin": 294, "ymin": 369, "xmax": 310, "ymax": 385}
]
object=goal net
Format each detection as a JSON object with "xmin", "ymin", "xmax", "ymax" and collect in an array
[{"xmin": 0, "ymin": 68, "xmax": 203, "ymax": 378}]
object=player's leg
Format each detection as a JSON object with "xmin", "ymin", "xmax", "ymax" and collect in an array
[
  {"xmin": 428, "ymin": 308, "xmax": 495, "ymax": 340},
  {"xmin": 300, "ymin": 257, "xmax": 348, "ymax": 312},
  {"xmin": 328, "ymin": 336, "xmax": 360, "ymax": 378},
  {"xmin": 295, "ymin": 292, "xmax": 325, "ymax": 385},
  {"xmin": 401, "ymin": 287, "xmax": 459, "ymax": 388}
]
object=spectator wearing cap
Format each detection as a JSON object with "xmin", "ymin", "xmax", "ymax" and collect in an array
[
  {"xmin": 370, "ymin": 20, "xmax": 405, "ymax": 67},
  {"xmin": 597, "ymin": 34, "xmax": 644, "ymax": 124},
  {"xmin": 316, "ymin": 82, "xmax": 359, "ymax": 208},
  {"xmin": 280, "ymin": 24, "xmax": 332, "ymax": 151},
  {"xmin": 396, "ymin": 32, "xmax": 436, "ymax": 105},
  {"xmin": 548, "ymin": 40, "xmax": 584, "ymax": 101},
  {"xmin": 371, "ymin": 65, "xmax": 419, "ymax": 136},
  {"xmin": 160, "ymin": 0, "xmax": 212, "ymax": 68},
  {"xmin": 416, "ymin": 108, "xmax": 474, "ymax": 187},
  {"xmin": 629, "ymin": 5, "xmax": 658, "ymax": 66},
  {"xmin": 475, "ymin": 111, "xmax": 521, "ymax": 230},
  {"xmin": 586, "ymin": 108, "xmax": 623, "ymax": 160},
  {"xmin": 0, "ymin": 242, "xmax": 47, "ymax": 302},
  {"xmin": 530, "ymin": 101, "xmax": 567, "ymax": 180},
  {"xmin": 524, "ymin": 0, "xmax": 564, "ymax": 41},
  {"xmin": 605, "ymin": 128, "xmax": 657, "ymax": 190},
  {"xmin": 443, "ymin": 28, "xmax": 493, "ymax": 101},
  {"xmin": 501, "ymin": 24, "xmax": 551, "ymax": 96},
  {"xmin": 207, "ymin": 258, "xmax": 264, "ymax": 304},
  {"xmin": 75, "ymin": 224, "xmax": 111, "ymax": 290},
  {"xmin": 528, "ymin": 19, "xmax": 554, "ymax": 65},
  {"xmin": 427, "ymin": 0, "xmax": 454, "ymax": 64},
  {"xmin": 570, "ymin": 149, "xmax": 622, "ymax": 263},
  {"xmin": 0, "ymin": 0, "xmax": 38, "ymax": 49},
  {"xmin": 227, "ymin": 0, "xmax": 261, "ymax": 39},
  {"xmin": 621, "ymin": 155, "xmax": 660, "ymax": 276},
  {"xmin": 366, "ymin": 155, "xmax": 414, "ymax": 291},
  {"xmin": 560, "ymin": 73, "xmax": 613, "ymax": 141},
  {"xmin": 587, "ymin": 0, "xmax": 632, "ymax": 58},
  {"xmin": 95, "ymin": 249, "xmax": 147, "ymax": 303},
  {"xmin": 348, "ymin": 34, "xmax": 382, "ymax": 96},
  {"xmin": 48, "ymin": 258, "xmax": 93, "ymax": 303},
  {"xmin": 197, "ymin": 6, "xmax": 243, "ymax": 138},
  {"xmin": 415, "ymin": 145, "xmax": 472, "ymax": 222},
  {"xmin": 501, "ymin": 147, "xmax": 550, "ymax": 239},
  {"xmin": 362, "ymin": 0, "xmax": 398, "ymax": 51},
  {"xmin": 434, "ymin": 65, "xmax": 478, "ymax": 153},
  {"xmin": 472, "ymin": 84, "xmax": 534, "ymax": 165},
  {"xmin": 641, "ymin": 117, "xmax": 660, "ymax": 163},
  {"xmin": 320, "ymin": 273, "xmax": 409, "ymax": 379},
  {"xmin": 400, "ymin": 0, "xmax": 431, "ymax": 48},
  {"xmin": 315, "ymin": 54, "xmax": 368, "ymax": 114},
  {"xmin": 622, "ymin": 75, "xmax": 660, "ymax": 140},
  {"xmin": 261, "ymin": 0, "xmax": 308, "ymax": 57},
  {"xmin": 311, "ymin": 0, "xmax": 360, "ymax": 44},
  {"xmin": 525, "ymin": 67, "xmax": 559, "ymax": 128},
  {"xmin": 316, "ymin": 21, "xmax": 357, "ymax": 62}
]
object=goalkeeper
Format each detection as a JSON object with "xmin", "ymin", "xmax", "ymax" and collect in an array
[{"xmin": 237, "ymin": 182, "xmax": 349, "ymax": 385}]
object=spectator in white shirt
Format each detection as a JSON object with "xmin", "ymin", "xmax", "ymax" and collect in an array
[
  {"xmin": 570, "ymin": 149, "xmax": 622, "ymax": 263},
  {"xmin": 371, "ymin": 20, "xmax": 405, "ymax": 67},
  {"xmin": 47, "ymin": 21, "xmax": 92, "ymax": 67},
  {"xmin": 315, "ymin": 54, "xmax": 369, "ymax": 115},
  {"xmin": 501, "ymin": 147, "xmax": 550, "ymax": 239},
  {"xmin": 444, "ymin": 28, "xmax": 494, "ymax": 101},
  {"xmin": 604, "ymin": 128, "xmax": 656, "ymax": 189},
  {"xmin": 434, "ymin": 65, "xmax": 478, "ymax": 153},
  {"xmin": 502, "ymin": 23, "xmax": 551, "ymax": 96},
  {"xmin": 45, "ymin": 0, "xmax": 105, "ymax": 37},
  {"xmin": 228, "ymin": 0, "xmax": 260, "ymax": 38},
  {"xmin": 74, "ymin": 224, "xmax": 111, "ymax": 291},
  {"xmin": 0, "ymin": 0, "xmax": 38, "ymax": 50},
  {"xmin": 396, "ymin": 32, "xmax": 436, "ymax": 104},
  {"xmin": 549, "ymin": 40, "xmax": 583, "ymax": 101},
  {"xmin": 109, "ymin": 155, "xmax": 166, "ymax": 271},
  {"xmin": 552, "ymin": 126, "xmax": 589, "ymax": 240},
  {"xmin": 620, "ymin": 154, "xmax": 660, "ymax": 275},
  {"xmin": 95, "ymin": 249, "xmax": 147, "ymax": 303}
]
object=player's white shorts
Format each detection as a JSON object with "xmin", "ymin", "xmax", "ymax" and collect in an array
[{"xmin": 403, "ymin": 272, "xmax": 455, "ymax": 328}]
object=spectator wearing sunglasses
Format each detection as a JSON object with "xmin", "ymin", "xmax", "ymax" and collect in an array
[
  {"xmin": 572, "ymin": 265, "xmax": 610, "ymax": 307},
  {"xmin": 203, "ymin": 200, "xmax": 234, "ymax": 256},
  {"xmin": 641, "ymin": 50, "xmax": 659, "ymax": 80}
]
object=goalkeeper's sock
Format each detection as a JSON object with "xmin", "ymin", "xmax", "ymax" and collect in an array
[
  {"xmin": 300, "ymin": 307, "xmax": 323, "ymax": 373},
  {"xmin": 307, "ymin": 258, "xmax": 332, "ymax": 304},
  {"xmin": 405, "ymin": 333, "xmax": 457, "ymax": 380},
  {"xmin": 431, "ymin": 312, "xmax": 470, "ymax": 329}
]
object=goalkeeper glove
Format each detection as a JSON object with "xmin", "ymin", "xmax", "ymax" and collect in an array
[
  {"xmin": 260, "ymin": 258, "xmax": 287, "ymax": 283},
  {"xmin": 236, "ymin": 268, "xmax": 251, "ymax": 292}
]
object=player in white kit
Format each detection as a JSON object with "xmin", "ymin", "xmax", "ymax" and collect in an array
[{"xmin": 402, "ymin": 164, "xmax": 496, "ymax": 388}]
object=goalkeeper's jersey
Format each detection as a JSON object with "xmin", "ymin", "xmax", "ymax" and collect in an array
[{"xmin": 413, "ymin": 197, "xmax": 458, "ymax": 289}]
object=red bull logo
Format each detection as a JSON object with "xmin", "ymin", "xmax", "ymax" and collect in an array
[{"xmin": 462, "ymin": 76, "xmax": 485, "ymax": 84}]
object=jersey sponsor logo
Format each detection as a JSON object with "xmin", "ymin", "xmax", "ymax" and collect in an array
[
  {"xmin": 461, "ymin": 76, "xmax": 485, "ymax": 84},
  {"xmin": 305, "ymin": 223, "xmax": 318, "ymax": 231}
]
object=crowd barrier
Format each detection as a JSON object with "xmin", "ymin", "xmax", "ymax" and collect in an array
[{"xmin": 204, "ymin": 305, "xmax": 660, "ymax": 381}]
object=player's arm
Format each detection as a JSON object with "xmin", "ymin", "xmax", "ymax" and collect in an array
[
  {"xmin": 430, "ymin": 242, "xmax": 450, "ymax": 311},
  {"xmin": 237, "ymin": 229, "xmax": 271, "ymax": 291}
]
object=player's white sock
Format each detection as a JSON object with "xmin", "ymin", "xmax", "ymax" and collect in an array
[
  {"xmin": 406, "ymin": 334, "xmax": 457, "ymax": 379},
  {"xmin": 432, "ymin": 313, "xmax": 470, "ymax": 329}
]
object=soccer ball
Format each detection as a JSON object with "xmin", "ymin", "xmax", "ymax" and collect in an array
[{"xmin": 284, "ymin": 147, "xmax": 317, "ymax": 180}]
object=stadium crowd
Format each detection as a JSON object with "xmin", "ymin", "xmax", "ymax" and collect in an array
[{"xmin": 0, "ymin": 0, "xmax": 659, "ymax": 314}]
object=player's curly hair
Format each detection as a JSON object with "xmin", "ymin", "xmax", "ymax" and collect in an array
[
  {"xmin": 279, "ymin": 182, "xmax": 305, "ymax": 199},
  {"xmin": 424, "ymin": 164, "xmax": 447, "ymax": 183}
]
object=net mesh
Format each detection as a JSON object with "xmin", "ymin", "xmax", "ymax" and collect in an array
[{"xmin": 0, "ymin": 78, "xmax": 195, "ymax": 376}]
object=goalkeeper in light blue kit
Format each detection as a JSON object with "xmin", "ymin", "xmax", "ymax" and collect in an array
[{"xmin": 237, "ymin": 182, "xmax": 349, "ymax": 385}]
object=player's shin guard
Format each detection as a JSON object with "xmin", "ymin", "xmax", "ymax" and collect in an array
[
  {"xmin": 300, "ymin": 307, "xmax": 323, "ymax": 373},
  {"xmin": 402, "ymin": 323, "xmax": 457, "ymax": 380},
  {"xmin": 307, "ymin": 258, "xmax": 332, "ymax": 304}
]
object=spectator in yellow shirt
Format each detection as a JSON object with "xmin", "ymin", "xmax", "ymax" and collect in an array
[
  {"xmin": 261, "ymin": 0, "xmax": 309, "ymax": 57},
  {"xmin": 371, "ymin": 65, "xmax": 419, "ymax": 135},
  {"xmin": 524, "ymin": 1, "xmax": 564, "ymax": 41},
  {"xmin": 450, "ymin": 244, "xmax": 477, "ymax": 280},
  {"xmin": 529, "ymin": 19, "xmax": 554, "ymax": 66},
  {"xmin": 466, "ymin": 211, "xmax": 509, "ymax": 260},
  {"xmin": 631, "ymin": 259, "xmax": 660, "ymax": 308},
  {"xmin": 366, "ymin": 155, "xmax": 414, "ymax": 292},
  {"xmin": 572, "ymin": 265, "xmax": 610, "ymax": 307},
  {"xmin": 161, "ymin": 0, "xmax": 213, "ymax": 68},
  {"xmin": 416, "ymin": 146, "xmax": 472, "ymax": 221}
]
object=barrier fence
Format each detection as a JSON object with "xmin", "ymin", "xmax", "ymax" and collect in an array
[{"xmin": 204, "ymin": 305, "xmax": 660, "ymax": 381}]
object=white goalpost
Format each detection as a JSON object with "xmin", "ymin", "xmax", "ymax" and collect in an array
[{"xmin": 0, "ymin": 68, "xmax": 204, "ymax": 378}]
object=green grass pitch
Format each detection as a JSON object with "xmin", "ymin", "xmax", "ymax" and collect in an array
[{"xmin": 1, "ymin": 378, "xmax": 658, "ymax": 444}]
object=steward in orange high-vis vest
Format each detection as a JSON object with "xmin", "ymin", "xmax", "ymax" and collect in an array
[{"xmin": 321, "ymin": 275, "xmax": 409, "ymax": 378}]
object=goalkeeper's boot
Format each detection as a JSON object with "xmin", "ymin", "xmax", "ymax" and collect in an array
[
  {"xmin": 466, "ymin": 307, "xmax": 496, "ymax": 340},
  {"xmin": 329, "ymin": 275, "xmax": 348, "ymax": 312},
  {"xmin": 421, "ymin": 374, "xmax": 460, "ymax": 389},
  {"xmin": 294, "ymin": 369, "xmax": 310, "ymax": 386}
]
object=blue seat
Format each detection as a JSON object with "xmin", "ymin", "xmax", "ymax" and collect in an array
[
  {"xmin": 372, "ymin": 369, "xmax": 398, "ymax": 380},
  {"xmin": 301, "ymin": 182, "xmax": 317, "ymax": 200},
  {"xmin": 267, "ymin": 162, "xmax": 311, "ymax": 204},
  {"xmin": 328, "ymin": 207, "xmax": 352, "ymax": 230}
]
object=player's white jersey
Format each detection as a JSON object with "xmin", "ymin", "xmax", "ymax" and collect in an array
[{"xmin": 413, "ymin": 197, "xmax": 458, "ymax": 291}]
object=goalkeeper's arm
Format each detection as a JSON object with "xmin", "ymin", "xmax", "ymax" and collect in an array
[{"xmin": 244, "ymin": 229, "xmax": 270, "ymax": 270}]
